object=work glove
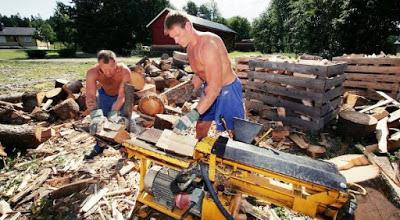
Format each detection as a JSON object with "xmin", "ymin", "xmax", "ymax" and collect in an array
[
  {"xmin": 173, "ymin": 109, "xmax": 200, "ymax": 134},
  {"xmin": 107, "ymin": 110, "xmax": 120, "ymax": 123},
  {"xmin": 89, "ymin": 109, "xmax": 105, "ymax": 135}
]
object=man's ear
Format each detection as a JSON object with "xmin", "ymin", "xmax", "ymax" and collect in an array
[{"xmin": 184, "ymin": 22, "xmax": 191, "ymax": 31}]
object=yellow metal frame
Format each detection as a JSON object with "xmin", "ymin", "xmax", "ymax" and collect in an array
[{"xmin": 123, "ymin": 137, "xmax": 349, "ymax": 220}]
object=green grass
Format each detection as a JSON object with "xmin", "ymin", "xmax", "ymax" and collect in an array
[
  {"xmin": 0, "ymin": 49, "xmax": 27, "ymax": 60},
  {"xmin": 228, "ymin": 50, "xmax": 263, "ymax": 59},
  {"xmin": 0, "ymin": 60, "xmax": 93, "ymax": 94}
]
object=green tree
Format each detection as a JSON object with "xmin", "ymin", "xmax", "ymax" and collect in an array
[
  {"xmin": 48, "ymin": 2, "xmax": 77, "ymax": 48},
  {"xmin": 72, "ymin": 0, "xmax": 170, "ymax": 53},
  {"xmin": 183, "ymin": 1, "xmax": 198, "ymax": 16},
  {"xmin": 227, "ymin": 16, "xmax": 251, "ymax": 41},
  {"xmin": 30, "ymin": 17, "xmax": 56, "ymax": 43},
  {"xmin": 198, "ymin": 4, "xmax": 212, "ymax": 20}
]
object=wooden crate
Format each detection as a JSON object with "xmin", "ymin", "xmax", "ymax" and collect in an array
[
  {"xmin": 246, "ymin": 59, "xmax": 347, "ymax": 131},
  {"xmin": 332, "ymin": 56, "xmax": 400, "ymax": 99}
]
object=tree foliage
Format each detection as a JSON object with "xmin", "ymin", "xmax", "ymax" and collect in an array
[
  {"xmin": 71, "ymin": 0, "xmax": 170, "ymax": 53},
  {"xmin": 253, "ymin": 0, "xmax": 400, "ymax": 57},
  {"xmin": 227, "ymin": 16, "xmax": 252, "ymax": 41},
  {"xmin": 48, "ymin": 2, "xmax": 77, "ymax": 48},
  {"xmin": 183, "ymin": 1, "xmax": 198, "ymax": 16}
]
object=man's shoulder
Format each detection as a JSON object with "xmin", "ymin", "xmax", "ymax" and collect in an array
[
  {"xmin": 87, "ymin": 65, "xmax": 99, "ymax": 76},
  {"xmin": 117, "ymin": 63, "xmax": 131, "ymax": 75}
]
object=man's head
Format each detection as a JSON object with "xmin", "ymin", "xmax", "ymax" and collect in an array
[
  {"xmin": 164, "ymin": 11, "xmax": 193, "ymax": 47},
  {"xmin": 97, "ymin": 50, "xmax": 117, "ymax": 77}
]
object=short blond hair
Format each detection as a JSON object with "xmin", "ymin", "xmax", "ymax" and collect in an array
[{"xmin": 97, "ymin": 50, "xmax": 116, "ymax": 63}]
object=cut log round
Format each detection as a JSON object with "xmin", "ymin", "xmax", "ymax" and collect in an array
[
  {"xmin": 138, "ymin": 93, "xmax": 165, "ymax": 116},
  {"xmin": 21, "ymin": 92, "xmax": 37, "ymax": 113},
  {"xmin": 63, "ymin": 80, "xmax": 83, "ymax": 94},
  {"xmin": 51, "ymin": 98, "xmax": 79, "ymax": 120},
  {"xmin": 338, "ymin": 111, "xmax": 378, "ymax": 138},
  {"xmin": 130, "ymin": 71, "xmax": 145, "ymax": 91},
  {"xmin": 45, "ymin": 88, "xmax": 67, "ymax": 103}
]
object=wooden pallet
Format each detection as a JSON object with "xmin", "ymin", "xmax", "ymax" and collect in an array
[
  {"xmin": 245, "ymin": 59, "xmax": 347, "ymax": 131},
  {"xmin": 333, "ymin": 56, "xmax": 400, "ymax": 99}
]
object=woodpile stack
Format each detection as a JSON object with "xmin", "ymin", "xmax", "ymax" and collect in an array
[
  {"xmin": 244, "ymin": 57, "xmax": 347, "ymax": 131},
  {"xmin": 333, "ymin": 54, "xmax": 400, "ymax": 100}
]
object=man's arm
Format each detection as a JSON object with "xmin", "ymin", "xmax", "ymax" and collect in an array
[
  {"xmin": 195, "ymin": 39, "xmax": 223, "ymax": 114},
  {"xmin": 85, "ymin": 69, "xmax": 98, "ymax": 112},
  {"xmin": 111, "ymin": 66, "xmax": 131, "ymax": 111}
]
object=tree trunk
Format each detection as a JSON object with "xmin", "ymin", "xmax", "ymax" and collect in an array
[{"xmin": 0, "ymin": 93, "xmax": 23, "ymax": 103}]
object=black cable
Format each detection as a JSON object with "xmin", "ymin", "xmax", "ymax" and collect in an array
[{"xmin": 200, "ymin": 162, "xmax": 234, "ymax": 220}]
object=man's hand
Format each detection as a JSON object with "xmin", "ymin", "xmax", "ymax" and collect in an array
[
  {"xmin": 89, "ymin": 109, "xmax": 105, "ymax": 135},
  {"xmin": 173, "ymin": 109, "xmax": 200, "ymax": 134},
  {"xmin": 107, "ymin": 110, "xmax": 119, "ymax": 123}
]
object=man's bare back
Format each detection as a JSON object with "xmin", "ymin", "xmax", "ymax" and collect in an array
[{"xmin": 187, "ymin": 32, "xmax": 236, "ymax": 88}]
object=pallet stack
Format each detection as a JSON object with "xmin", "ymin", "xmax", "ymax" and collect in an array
[
  {"xmin": 333, "ymin": 55, "xmax": 400, "ymax": 99},
  {"xmin": 246, "ymin": 58, "xmax": 347, "ymax": 131},
  {"xmin": 234, "ymin": 56, "xmax": 265, "ymax": 92}
]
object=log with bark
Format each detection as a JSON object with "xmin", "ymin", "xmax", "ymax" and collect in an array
[
  {"xmin": 63, "ymin": 80, "xmax": 83, "ymax": 94},
  {"xmin": 123, "ymin": 83, "xmax": 135, "ymax": 118},
  {"xmin": 21, "ymin": 92, "xmax": 37, "ymax": 113},
  {"xmin": 160, "ymin": 80, "xmax": 194, "ymax": 106},
  {"xmin": 338, "ymin": 111, "xmax": 378, "ymax": 138},
  {"xmin": 0, "ymin": 101, "xmax": 30, "ymax": 124},
  {"xmin": 144, "ymin": 64, "xmax": 161, "ymax": 77},
  {"xmin": 0, "ymin": 93, "xmax": 23, "ymax": 103},
  {"xmin": 51, "ymin": 98, "xmax": 80, "ymax": 120},
  {"xmin": 172, "ymin": 51, "xmax": 188, "ymax": 68},
  {"xmin": 0, "ymin": 124, "xmax": 53, "ymax": 148}
]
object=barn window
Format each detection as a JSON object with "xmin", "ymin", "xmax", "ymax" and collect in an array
[
  {"xmin": 0, "ymin": 36, "xmax": 5, "ymax": 43},
  {"xmin": 24, "ymin": 36, "xmax": 32, "ymax": 43}
]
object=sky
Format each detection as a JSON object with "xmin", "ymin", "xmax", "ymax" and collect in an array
[{"xmin": 1, "ymin": 0, "xmax": 270, "ymax": 21}]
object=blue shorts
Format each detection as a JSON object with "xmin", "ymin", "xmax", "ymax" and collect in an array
[
  {"xmin": 97, "ymin": 88, "xmax": 120, "ymax": 116},
  {"xmin": 199, "ymin": 78, "xmax": 244, "ymax": 131}
]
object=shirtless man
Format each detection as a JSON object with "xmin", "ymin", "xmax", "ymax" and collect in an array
[
  {"xmin": 164, "ymin": 11, "xmax": 244, "ymax": 139},
  {"xmin": 84, "ymin": 50, "xmax": 131, "ymax": 159}
]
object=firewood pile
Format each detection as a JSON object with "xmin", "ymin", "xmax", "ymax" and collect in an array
[
  {"xmin": 0, "ymin": 123, "xmax": 139, "ymax": 219},
  {"xmin": 333, "ymin": 53, "xmax": 400, "ymax": 100}
]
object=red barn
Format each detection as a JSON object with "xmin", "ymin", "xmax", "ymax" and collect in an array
[{"xmin": 146, "ymin": 8, "xmax": 236, "ymax": 52}]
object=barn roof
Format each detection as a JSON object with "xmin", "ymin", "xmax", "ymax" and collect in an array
[
  {"xmin": 146, "ymin": 8, "xmax": 236, "ymax": 34},
  {"xmin": 0, "ymin": 27, "xmax": 36, "ymax": 36}
]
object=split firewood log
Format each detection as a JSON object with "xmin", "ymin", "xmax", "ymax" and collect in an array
[
  {"xmin": 138, "ymin": 93, "xmax": 165, "ymax": 116},
  {"xmin": 129, "ymin": 70, "xmax": 145, "ymax": 91},
  {"xmin": 159, "ymin": 60, "xmax": 172, "ymax": 71},
  {"xmin": 51, "ymin": 98, "xmax": 80, "ymax": 120},
  {"xmin": 145, "ymin": 63, "xmax": 161, "ymax": 77}
]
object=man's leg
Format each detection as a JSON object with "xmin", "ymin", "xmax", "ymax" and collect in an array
[
  {"xmin": 85, "ymin": 88, "xmax": 117, "ymax": 160},
  {"xmin": 196, "ymin": 120, "xmax": 212, "ymax": 140}
]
